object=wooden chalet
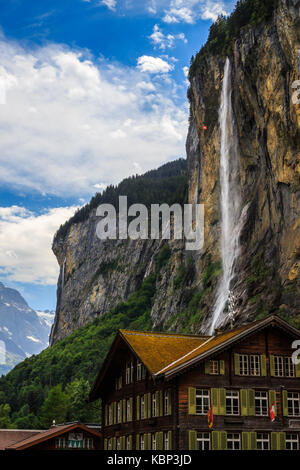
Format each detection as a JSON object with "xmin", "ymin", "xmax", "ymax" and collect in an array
[
  {"xmin": 89, "ymin": 315, "xmax": 300, "ymax": 450},
  {"xmin": 4, "ymin": 422, "xmax": 102, "ymax": 450}
]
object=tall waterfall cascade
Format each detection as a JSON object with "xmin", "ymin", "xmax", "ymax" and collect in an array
[{"xmin": 208, "ymin": 58, "xmax": 243, "ymax": 335}]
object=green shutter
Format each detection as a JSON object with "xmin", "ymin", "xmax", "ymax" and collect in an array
[
  {"xmin": 147, "ymin": 393, "xmax": 151, "ymax": 418},
  {"xmin": 242, "ymin": 432, "xmax": 250, "ymax": 450},
  {"xmin": 219, "ymin": 360, "xmax": 225, "ymax": 375},
  {"xmin": 168, "ymin": 431, "xmax": 172, "ymax": 450},
  {"xmin": 104, "ymin": 438, "xmax": 107, "ymax": 450},
  {"xmin": 269, "ymin": 390, "xmax": 277, "ymax": 415},
  {"xmin": 188, "ymin": 387, "xmax": 196, "ymax": 414},
  {"xmin": 113, "ymin": 402, "xmax": 117, "ymax": 424},
  {"xmin": 155, "ymin": 391, "xmax": 159, "ymax": 417},
  {"xmin": 211, "ymin": 431, "xmax": 219, "ymax": 450},
  {"xmin": 295, "ymin": 362, "xmax": 300, "ymax": 378},
  {"xmin": 168, "ymin": 390, "xmax": 172, "ymax": 415},
  {"xmin": 260, "ymin": 355, "xmax": 267, "ymax": 376},
  {"xmin": 248, "ymin": 389, "xmax": 255, "ymax": 416},
  {"xmin": 122, "ymin": 436, "xmax": 126, "ymax": 450},
  {"xmin": 147, "ymin": 433, "xmax": 151, "ymax": 450},
  {"xmin": 129, "ymin": 397, "xmax": 133, "ymax": 421},
  {"xmin": 271, "ymin": 432, "xmax": 278, "ymax": 450},
  {"xmin": 136, "ymin": 434, "xmax": 140, "ymax": 450},
  {"xmin": 188, "ymin": 430, "xmax": 197, "ymax": 450},
  {"xmin": 219, "ymin": 431, "xmax": 227, "ymax": 450},
  {"xmin": 218, "ymin": 388, "xmax": 226, "ymax": 415},
  {"xmin": 105, "ymin": 405, "xmax": 108, "ymax": 426},
  {"xmin": 270, "ymin": 355, "xmax": 275, "ymax": 377},
  {"xmin": 278, "ymin": 432, "xmax": 286, "ymax": 450},
  {"xmin": 122, "ymin": 399, "xmax": 126, "ymax": 423},
  {"xmin": 144, "ymin": 394, "xmax": 148, "ymax": 419},
  {"xmin": 234, "ymin": 353, "xmax": 240, "ymax": 375},
  {"xmin": 211, "ymin": 388, "xmax": 219, "ymax": 415},
  {"xmin": 112, "ymin": 437, "xmax": 116, "ymax": 450},
  {"xmin": 205, "ymin": 361, "xmax": 211, "ymax": 374},
  {"xmin": 136, "ymin": 395, "xmax": 140, "ymax": 420},
  {"xmin": 157, "ymin": 432, "xmax": 163, "ymax": 450},
  {"xmin": 240, "ymin": 389, "xmax": 248, "ymax": 416},
  {"xmin": 250, "ymin": 432, "xmax": 257, "ymax": 450},
  {"xmin": 282, "ymin": 390, "xmax": 288, "ymax": 417}
]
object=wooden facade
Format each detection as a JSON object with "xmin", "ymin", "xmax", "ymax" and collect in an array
[{"xmin": 89, "ymin": 315, "xmax": 300, "ymax": 450}]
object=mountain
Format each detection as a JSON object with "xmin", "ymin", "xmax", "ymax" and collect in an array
[{"xmin": 0, "ymin": 282, "xmax": 54, "ymax": 375}]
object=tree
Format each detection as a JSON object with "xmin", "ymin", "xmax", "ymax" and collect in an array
[
  {"xmin": 39, "ymin": 385, "xmax": 69, "ymax": 428},
  {"xmin": 0, "ymin": 403, "xmax": 11, "ymax": 428},
  {"xmin": 65, "ymin": 378, "xmax": 101, "ymax": 423}
]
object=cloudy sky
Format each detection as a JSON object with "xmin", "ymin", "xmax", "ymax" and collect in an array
[{"xmin": 0, "ymin": 0, "xmax": 234, "ymax": 310}]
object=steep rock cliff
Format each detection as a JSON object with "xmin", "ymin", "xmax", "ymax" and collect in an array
[{"xmin": 50, "ymin": 0, "xmax": 300, "ymax": 344}]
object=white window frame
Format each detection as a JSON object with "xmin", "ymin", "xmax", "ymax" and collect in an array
[
  {"xmin": 274, "ymin": 356, "xmax": 284, "ymax": 377},
  {"xmin": 164, "ymin": 432, "xmax": 169, "ymax": 450},
  {"xmin": 152, "ymin": 394, "xmax": 157, "ymax": 417},
  {"xmin": 249, "ymin": 355, "xmax": 260, "ymax": 376},
  {"xmin": 257, "ymin": 433, "xmax": 270, "ymax": 450},
  {"xmin": 226, "ymin": 390, "xmax": 239, "ymax": 416},
  {"xmin": 152, "ymin": 433, "xmax": 156, "ymax": 450},
  {"xmin": 209, "ymin": 360, "xmax": 219, "ymax": 375},
  {"xmin": 239, "ymin": 354, "xmax": 249, "ymax": 375},
  {"xmin": 140, "ymin": 434, "xmax": 145, "ymax": 450},
  {"xmin": 164, "ymin": 390, "xmax": 169, "ymax": 416},
  {"xmin": 284, "ymin": 357, "xmax": 295, "ymax": 377},
  {"xmin": 197, "ymin": 432, "xmax": 210, "ymax": 450},
  {"xmin": 286, "ymin": 433, "xmax": 299, "ymax": 450},
  {"xmin": 117, "ymin": 401, "xmax": 121, "ymax": 423},
  {"xmin": 227, "ymin": 433, "xmax": 241, "ymax": 450},
  {"xmin": 255, "ymin": 391, "xmax": 268, "ymax": 416},
  {"xmin": 127, "ymin": 399, "xmax": 131, "ymax": 421},
  {"xmin": 288, "ymin": 392, "xmax": 300, "ymax": 416},
  {"xmin": 141, "ymin": 395, "xmax": 145, "ymax": 419},
  {"xmin": 196, "ymin": 389, "xmax": 210, "ymax": 415},
  {"xmin": 137, "ymin": 361, "xmax": 142, "ymax": 381}
]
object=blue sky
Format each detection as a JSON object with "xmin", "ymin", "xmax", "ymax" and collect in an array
[{"xmin": 0, "ymin": 0, "xmax": 234, "ymax": 311}]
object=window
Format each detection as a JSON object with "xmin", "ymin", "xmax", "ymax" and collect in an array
[
  {"xmin": 108, "ymin": 404, "xmax": 113, "ymax": 425},
  {"xmin": 152, "ymin": 394, "xmax": 157, "ymax": 417},
  {"xmin": 239, "ymin": 354, "xmax": 249, "ymax": 375},
  {"xmin": 83, "ymin": 438, "xmax": 93, "ymax": 449},
  {"xmin": 140, "ymin": 434, "xmax": 145, "ymax": 451},
  {"xmin": 209, "ymin": 360, "xmax": 219, "ymax": 375},
  {"xmin": 137, "ymin": 361, "xmax": 142, "ymax": 381},
  {"xmin": 196, "ymin": 389, "xmax": 210, "ymax": 415},
  {"xmin": 286, "ymin": 433, "xmax": 299, "ymax": 450},
  {"xmin": 284, "ymin": 357, "xmax": 295, "ymax": 377},
  {"xmin": 197, "ymin": 432, "xmax": 210, "ymax": 450},
  {"xmin": 274, "ymin": 356, "xmax": 284, "ymax": 377},
  {"xmin": 250, "ymin": 355, "xmax": 260, "ymax": 376},
  {"xmin": 130, "ymin": 361, "xmax": 134, "ymax": 383},
  {"xmin": 164, "ymin": 432, "xmax": 169, "ymax": 450},
  {"xmin": 108, "ymin": 439, "xmax": 112, "ymax": 450},
  {"xmin": 226, "ymin": 391, "xmax": 239, "ymax": 415},
  {"xmin": 127, "ymin": 399, "xmax": 131, "ymax": 421},
  {"xmin": 116, "ymin": 438, "xmax": 121, "ymax": 450},
  {"xmin": 257, "ymin": 433, "xmax": 270, "ymax": 450},
  {"xmin": 55, "ymin": 438, "xmax": 66, "ymax": 449},
  {"xmin": 152, "ymin": 433, "xmax": 157, "ymax": 450},
  {"xmin": 126, "ymin": 436, "xmax": 131, "ymax": 450},
  {"xmin": 164, "ymin": 390, "xmax": 171, "ymax": 415},
  {"xmin": 288, "ymin": 392, "xmax": 300, "ymax": 416},
  {"xmin": 227, "ymin": 433, "xmax": 241, "ymax": 450},
  {"xmin": 126, "ymin": 361, "xmax": 134, "ymax": 384},
  {"xmin": 117, "ymin": 401, "xmax": 121, "ymax": 423},
  {"xmin": 255, "ymin": 391, "xmax": 268, "ymax": 416},
  {"xmin": 141, "ymin": 396, "xmax": 145, "ymax": 419},
  {"xmin": 115, "ymin": 375, "xmax": 122, "ymax": 390}
]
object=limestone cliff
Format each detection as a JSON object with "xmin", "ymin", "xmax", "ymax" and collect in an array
[{"xmin": 50, "ymin": 0, "xmax": 300, "ymax": 344}]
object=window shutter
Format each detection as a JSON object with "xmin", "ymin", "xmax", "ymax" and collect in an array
[
  {"xmin": 122, "ymin": 436, "xmax": 126, "ymax": 450},
  {"xmin": 158, "ymin": 432, "xmax": 163, "ymax": 450},
  {"xmin": 129, "ymin": 435, "xmax": 132, "ymax": 450},
  {"xmin": 188, "ymin": 387, "xmax": 196, "ymax": 414},
  {"xmin": 211, "ymin": 431, "xmax": 219, "ymax": 450},
  {"xmin": 278, "ymin": 432, "xmax": 286, "ymax": 450},
  {"xmin": 147, "ymin": 393, "xmax": 151, "ymax": 418},
  {"xmin": 295, "ymin": 362, "xmax": 300, "ymax": 378},
  {"xmin": 144, "ymin": 394, "xmax": 148, "ymax": 419},
  {"xmin": 248, "ymin": 389, "xmax": 255, "ymax": 416},
  {"xmin": 250, "ymin": 432, "xmax": 257, "ymax": 450},
  {"xmin": 129, "ymin": 397, "xmax": 133, "ymax": 421},
  {"xmin": 105, "ymin": 405, "xmax": 108, "ymax": 426},
  {"xmin": 269, "ymin": 355, "xmax": 275, "ymax": 377},
  {"xmin": 122, "ymin": 399, "xmax": 126, "ymax": 423},
  {"xmin": 271, "ymin": 432, "xmax": 278, "ymax": 451},
  {"xmin": 168, "ymin": 390, "xmax": 172, "ymax": 415},
  {"xmin": 219, "ymin": 360, "xmax": 225, "ymax": 375},
  {"xmin": 218, "ymin": 388, "xmax": 226, "ymax": 415},
  {"xmin": 136, "ymin": 395, "xmax": 140, "ymax": 420},
  {"xmin": 282, "ymin": 390, "xmax": 288, "ymax": 417},
  {"xmin": 147, "ymin": 433, "xmax": 151, "ymax": 450},
  {"xmin": 159, "ymin": 390, "xmax": 163, "ymax": 417},
  {"xmin": 112, "ymin": 437, "xmax": 116, "ymax": 450},
  {"xmin": 240, "ymin": 389, "xmax": 248, "ymax": 416},
  {"xmin": 168, "ymin": 431, "xmax": 172, "ymax": 450},
  {"xmin": 242, "ymin": 432, "xmax": 249, "ymax": 450},
  {"xmin": 234, "ymin": 353, "xmax": 240, "ymax": 375},
  {"xmin": 188, "ymin": 430, "xmax": 197, "ymax": 450},
  {"xmin": 205, "ymin": 361, "xmax": 210, "ymax": 374},
  {"xmin": 219, "ymin": 432, "xmax": 227, "ymax": 450},
  {"xmin": 136, "ymin": 434, "xmax": 140, "ymax": 450},
  {"xmin": 104, "ymin": 438, "xmax": 107, "ymax": 450},
  {"xmin": 144, "ymin": 434, "xmax": 148, "ymax": 450},
  {"xmin": 113, "ymin": 402, "xmax": 117, "ymax": 424},
  {"xmin": 260, "ymin": 355, "xmax": 267, "ymax": 376},
  {"xmin": 155, "ymin": 391, "xmax": 159, "ymax": 417},
  {"xmin": 211, "ymin": 388, "xmax": 219, "ymax": 415},
  {"xmin": 269, "ymin": 390, "xmax": 277, "ymax": 415}
]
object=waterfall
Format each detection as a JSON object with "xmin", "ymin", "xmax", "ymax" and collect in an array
[{"xmin": 208, "ymin": 58, "xmax": 242, "ymax": 335}]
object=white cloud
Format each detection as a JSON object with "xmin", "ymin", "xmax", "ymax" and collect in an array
[
  {"xmin": 0, "ymin": 206, "xmax": 78, "ymax": 284},
  {"xmin": 149, "ymin": 24, "xmax": 187, "ymax": 50},
  {"xmin": 137, "ymin": 55, "xmax": 174, "ymax": 73},
  {"xmin": 98, "ymin": 0, "xmax": 117, "ymax": 11},
  {"xmin": 163, "ymin": 7, "xmax": 194, "ymax": 23},
  {"xmin": 157, "ymin": 0, "xmax": 228, "ymax": 24},
  {"xmin": 0, "ymin": 37, "xmax": 187, "ymax": 197}
]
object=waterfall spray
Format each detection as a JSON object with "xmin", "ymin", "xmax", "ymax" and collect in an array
[{"xmin": 208, "ymin": 58, "xmax": 242, "ymax": 335}]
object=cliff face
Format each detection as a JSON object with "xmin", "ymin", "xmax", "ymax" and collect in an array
[{"xmin": 50, "ymin": 0, "xmax": 300, "ymax": 344}]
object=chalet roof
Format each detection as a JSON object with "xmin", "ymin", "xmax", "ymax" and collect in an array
[
  {"xmin": 0, "ymin": 429, "xmax": 44, "ymax": 450},
  {"xmin": 5, "ymin": 422, "xmax": 102, "ymax": 450},
  {"xmin": 89, "ymin": 315, "xmax": 300, "ymax": 400}
]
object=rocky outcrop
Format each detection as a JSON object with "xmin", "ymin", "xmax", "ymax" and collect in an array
[{"xmin": 50, "ymin": 0, "xmax": 300, "ymax": 344}]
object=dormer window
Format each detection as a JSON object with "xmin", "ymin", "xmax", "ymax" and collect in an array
[{"xmin": 126, "ymin": 360, "xmax": 134, "ymax": 384}]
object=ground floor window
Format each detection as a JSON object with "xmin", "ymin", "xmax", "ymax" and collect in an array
[
  {"xmin": 140, "ymin": 434, "xmax": 145, "ymax": 450},
  {"xmin": 55, "ymin": 438, "xmax": 66, "ymax": 449},
  {"xmin": 152, "ymin": 433, "xmax": 157, "ymax": 450},
  {"xmin": 197, "ymin": 432, "xmax": 210, "ymax": 450},
  {"xmin": 227, "ymin": 433, "xmax": 240, "ymax": 450},
  {"xmin": 83, "ymin": 438, "xmax": 93, "ymax": 449},
  {"xmin": 164, "ymin": 432, "xmax": 169, "ymax": 450},
  {"xmin": 257, "ymin": 433, "xmax": 270, "ymax": 450},
  {"xmin": 286, "ymin": 433, "xmax": 299, "ymax": 450}
]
